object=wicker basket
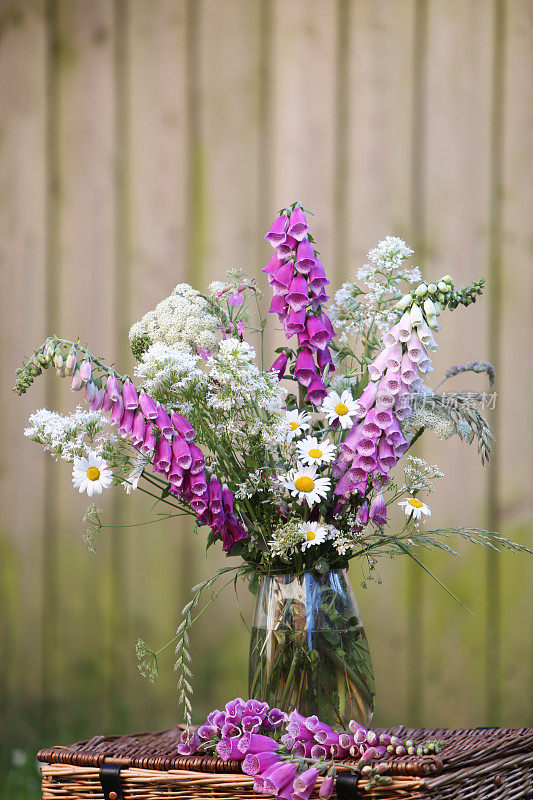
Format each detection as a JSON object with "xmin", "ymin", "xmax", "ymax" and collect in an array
[{"xmin": 38, "ymin": 725, "xmax": 533, "ymax": 799}]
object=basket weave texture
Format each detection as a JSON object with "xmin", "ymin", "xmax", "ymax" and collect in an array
[{"xmin": 38, "ymin": 725, "xmax": 533, "ymax": 799}]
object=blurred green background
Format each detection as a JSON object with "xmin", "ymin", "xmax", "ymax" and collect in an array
[{"xmin": 1, "ymin": 0, "xmax": 532, "ymax": 796}]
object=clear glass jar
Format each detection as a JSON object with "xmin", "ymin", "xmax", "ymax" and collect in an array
[{"xmin": 248, "ymin": 570, "xmax": 375, "ymax": 729}]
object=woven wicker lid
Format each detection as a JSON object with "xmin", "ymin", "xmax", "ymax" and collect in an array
[{"xmin": 37, "ymin": 725, "xmax": 533, "ymax": 778}]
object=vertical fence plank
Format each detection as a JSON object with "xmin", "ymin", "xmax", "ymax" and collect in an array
[
  {"xmin": 0, "ymin": 0, "xmax": 47, "ymax": 741},
  {"xmin": 343, "ymin": 0, "xmax": 417, "ymax": 726},
  {"xmin": 498, "ymin": 0, "xmax": 533, "ymax": 725},
  {"xmin": 419, "ymin": 0, "xmax": 494, "ymax": 727}
]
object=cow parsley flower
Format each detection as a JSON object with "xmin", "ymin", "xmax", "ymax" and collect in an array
[
  {"xmin": 134, "ymin": 342, "xmax": 206, "ymax": 403},
  {"xmin": 25, "ymin": 407, "xmax": 110, "ymax": 462}
]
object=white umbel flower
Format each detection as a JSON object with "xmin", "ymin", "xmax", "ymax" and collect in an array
[
  {"xmin": 300, "ymin": 522, "xmax": 329, "ymax": 551},
  {"xmin": 321, "ymin": 390, "xmax": 360, "ymax": 429},
  {"xmin": 398, "ymin": 497, "xmax": 431, "ymax": 520},
  {"xmin": 72, "ymin": 452, "xmax": 113, "ymax": 497},
  {"xmin": 295, "ymin": 435, "xmax": 336, "ymax": 466},
  {"xmin": 285, "ymin": 409, "xmax": 311, "ymax": 442},
  {"xmin": 280, "ymin": 462, "xmax": 331, "ymax": 507}
]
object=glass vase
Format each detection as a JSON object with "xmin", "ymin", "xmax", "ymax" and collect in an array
[{"xmin": 248, "ymin": 570, "xmax": 375, "ymax": 729}]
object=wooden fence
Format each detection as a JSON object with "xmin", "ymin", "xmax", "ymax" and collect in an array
[{"xmin": 1, "ymin": 0, "xmax": 532, "ymax": 749}]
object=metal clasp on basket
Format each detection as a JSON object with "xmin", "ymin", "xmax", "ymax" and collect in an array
[
  {"xmin": 336, "ymin": 771, "xmax": 362, "ymax": 799},
  {"xmin": 99, "ymin": 764, "xmax": 124, "ymax": 800}
]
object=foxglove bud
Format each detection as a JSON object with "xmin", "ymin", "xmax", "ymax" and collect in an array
[
  {"xmin": 65, "ymin": 348, "xmax": 77, "ymax": 374},
  {"xmin": 395, "ymin": 293, "xmax": 412, "ymax": 311},
  {"xmin": 54, "ymin": 348, "xmax": 63, "ymax": 369}
]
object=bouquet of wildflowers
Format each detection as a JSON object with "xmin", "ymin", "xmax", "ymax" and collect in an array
[{"xmin": 15, "ymin": 202, "xmax": 528, "ymax": 726}]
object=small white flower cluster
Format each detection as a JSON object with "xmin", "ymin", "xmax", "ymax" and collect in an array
[
  {"xmin": 25, "ymin": 407, "xmax": 112, "ymax": 463},
  {"xmin": 330, "ymin": 530, "xmax": 363, "ymax": 556},
  {"xmin": 234, "ymin": 469, "xmax": 272, "ymax": 500},
  {"xmin": 207, "ymin": 338, "xmax": 287, "ymax": 451},
  {"xmin": 330, "ymin": 236, "xmax": 421, "ymax": 342},
  {"xmin": 403, "ymin": 455, "xmax": 444, "ymax": 494},
  {"xmin": 134, "ymin": 342, "xmax": 206, "ymax": 401},
  {"xmin": 129, "ymin": 283, "xmax": 220, "ymax": 356}
]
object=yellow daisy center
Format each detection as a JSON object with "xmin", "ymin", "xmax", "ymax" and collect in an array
[
  {"xmin": 294, "ymin": 476, "xmax": 315, "ymax": 493},
  {"xmin": 288, "ymin": 421, "xmax": 299, "ymax": 431},
  {"xmin": 308, "ymin": 448, "xmax": 322, "ymax": 459},
  {"xmin": 306, "ymin": 530, "xmax": 316, "ymax": 541},
  {"xmin": 408, "ymin": 498, "xmax": 423, "ymax": 508},
  {"xmin": 335, "ymin": 402, "xmax": 349, "ymax": 416},
  {"xmin": 86, "ymin": 466, "xmax": 101, "ymax": 481}
]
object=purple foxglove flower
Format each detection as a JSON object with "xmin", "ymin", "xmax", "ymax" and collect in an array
[
  {"xmin": 395, "ymin": 391, "xmax": 411, "ymax": 421},
  {"xmin": 155, "ymin": 405, "xmax": 173, "ymax": 438},
  {"xmin": 303, "ymin": 714, "xmax": 321, "ymax": 732},
  {"xmin": 288, "ymin": 207, "xmax": 309, "ymax": 241},
  {"xmin": 356, "ymin": 500, "xmax": 369, "ymax": 526},
  {"xmin": 168, "ymin": 457, "xmax": 183, "ymax": 486},
  {"xmin": 334, "ymin": 470, "xmax": 358, "ymax": 499},
  {"xmin": 221, "ymin": 722, "xmax": 241, "ymax": 738},
  {"xmin": 316, "ymin": 346, "xmax": 334, "ymax": 374},
  {"xmin": 385, "ymin": 343, "xmax": 403, "ymax": 371},
  {"xmin": 368, "ymin": 348, "xmax": 389, "ymax": 381},
  {"xmin": 197, "ymin": 723, "xmax": 218, "ymax": 739},
  {"xmin": 293, "ymin": 768, "xmax": 320, "ymax": 799},
  {"xmin": 130, "ymin": 410, "xmax": 146, "ymax": 447},
  {"xmin": 297, "ymin": 327, "xmax": 310, "ymax": 348},
  {"xmin": 406, "ymin": 330, "xmax": 425, "ymax": 363},
  {"xmin": 106, "ymin": 374, "xmax": 121, "ymax": 402},
  {"xmin": 357, "ymin": 437, "xmax": 377, "ymax": 458},
  {"xmin": 374, "ymin": 405, "xmax": 394, "ymax": 429},
  {"xmin": 70, "ymin": 369, "xmax": 83, "ymax": 391},
  {"xmin": 85, "ymin": 381, "xmax": 97, "ymax": 403},
  {"xmin": 222, "ymin": 486, "xmax": 234, "ymax": 515},
  {"xmin": 223, "ymin": 515, "xmax": 247, "ymax": 552},
  {"xmin": 398, "ymin": 310, "xmax": 412, "ymax": 342},
  {"xmin": 383, "ymin": 323, "xmax": 401, "ymax": 348},
  {"xmin": 378, "ymin": 437, "xmax": 397, "ymax": 472},
  {"xmin": 366, "ymin": 729, "xmax": 378, "ymax": 746},
  {"xmin": 280, "ymin": 733, "xmax": 295, "ymax": 750},
  {"xmin": 190, "ymin": 495, "xmax": 208, "ymax": 515},
  {"xmin": 90, "ymin": 387, "xmax": 104, "ymax": 411},
  {"xmin": 118, "ymin": 408, "xmax": 135, "ymax": 437},
  {"xmin": 208, "ymin": 475, "xmax": 223, "ymax": 513},
  {"xmin": 294, "ymin": 348, "xmax": 317, "ymax": 387},
  {"xmin": 319, "ymin": 774, "xmax": 334, "ymax": 799},
  {"xmin": 189, "ymin": 443, "xmax": 206, "ymax": 474},
  {"xmin": 177, "ymin": 731, "xmax": 200, "ymax": 756},
  {"xmin": 264, "ymin": 707, "xmax": 287, "ymax": 730},
  {"xmin": 263, "ymin": 252, "xmax": 284, "ymax": 276},
  {"xmin": 310, "ymin": 744, "xmax": 327, "ymax": 760},
  {"xmin": 141, "ymin": 422, "xmax": 156, "ymax": 454},
  {"xmin": 400, "ymin": 352, "xmax": 418, "ymax": 384},
  {"xmin": 154, "ymin": 436, "xmax": 172, "ymax": 473},
  {"xmin": 243, "ymin": 699, "xmax": 269, "ymax": 716},
  {"xmin": 109, "ymin": 395, "xmax": 124, "ymax": 424},
  {"xmin": 271, "ymin": 261, "xmax": 294, "ymax": 294},
  {"xmin": 310, "ymin": 287, "xmax": 329, "ymax": 308},
  {"xmin": 216, "ymin": 737, "xmax": 245, "ymax": 761},
  {"xmin": 286, "ymin": 274, "xmax": 309, "ymax": 311},
  {"xmin": 375, "ymin": 745, "xmax": 387, "ymax": 758},
  {"xmin": 379, "ymin": 733, "xmax": 391, "ymax": 746},
  {"xmin": 238, "ymin": 732, "xmax": 280, "ymax": 755},
  {"xmin": 277, "ymin": 234, "xmax": 298, "ymax": 258},
  {"xmin": 122, "ymin": 379, "xmax": 139, "ymax": 410},
  {"xmin": 191, "ymin": 470, "xmax": 208, "ymax": 496},
  {"xmin": 294, "ymin": 239, "xmax": 316, "ymax": 274},
  {"xmin": 171, "ymin": 412, "xmax": 196, "ymax": 443},
  {"xmin": 418, "ymin": 356, "xmax": 432, "ymax": 374},
  {"xmin": 139, "ymin": 390, "xmax": 158, "ymax": 420},
  {"xmin": 308, "ymin": 259, "xmax": 329, "ymax": 290},
  {"xmin": 284, "ymin": 308, "xmax": 307, "ymax": 337},
  {"xmin": 263, "ymin": 762, "xmax": 298, "ymax": 794},
  {"xmin": 270, "ymin": 350, "xmax": 289, "ymax": 379},
  {"xmin": 306, "ymin": 374, "xmax": 327, "ymax": 405},
  {"xmin": 265, "ymin": 213, "xmax": 288, "ymax": 247},
  {"xmin": 269, "ymin": 294, "xmax": 289, "ymax": 319},
  {"xmin": 393, "ymin": 434, "xmax": 410, "ymax": 459},
  {"xmin": 79, "ymin": 359, "xmax": 92, "ymax": 382},
  {"xmin": 360, "ymin": 746, "xmax": 377, "ymax": 764},
  {"xmin": 101, "ymin": 389, "xmax": 114, "ymax": 412},
  {"xmin": 349, "ymin": 720, "xmax": 367, "ymax": 736},
  {"xmin": 241, "ymin": 715, "xmax": 262, "ymax": 733},
  {"xmin": 172, "ymin": 435, "xmax": 192, "ymax": 470},
  {"xmin": 241, "ymin": 750, "xmax": 280, "ymax": 777},
  {"xmin": 384, "ymin": 415, "xmax": 402, "ymax": 446},
  {"xmin": 383, "ymin": 368, "xmax": 402, "ymax": 395},
  {"xmin": 292, "ymin": 740, "xmax": 315, "ymax": 758},
  {"xmin": 359, "ymin": 453, "xmax": 377, "ymax": 472},
  {"xmin": 357, "ymin": 381, "xmax": 378, "ymax": 413},
  {"xmin": 361, "ymin": 409, "xmax": 381, "ymax": 439},
  {"xmin": 369, "ymin": 493, "xmax": 387, "ymax": 526}
]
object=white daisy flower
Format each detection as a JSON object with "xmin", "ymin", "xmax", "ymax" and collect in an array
[
  {"xmin": 321, "ymin": 389, "xmax": 360, "ymax": 429},
  {"xmin": 280, "ymin": 462, "xmax": 331, "ymax": 507},
  {"xmin": 72, "ymin": 452, "xmax": 113, "ymax": 497},
  {"xmin": 295, "ymin": 435, "xmax": 336, "ymax": 466},
  {"xmin": 398, "ymin": 497, "xmax": 431, "ymax": 520},
  {"xmin": 300, "ymin": 522, "xmax": 329, "ymax": 551},
  {"xmin": 122, "ymin": 457, "xmax": 146, "ymax": 494},
  {"xmin": 285, "ymin": 409, "xmax": 311, "ymax": 442}
]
